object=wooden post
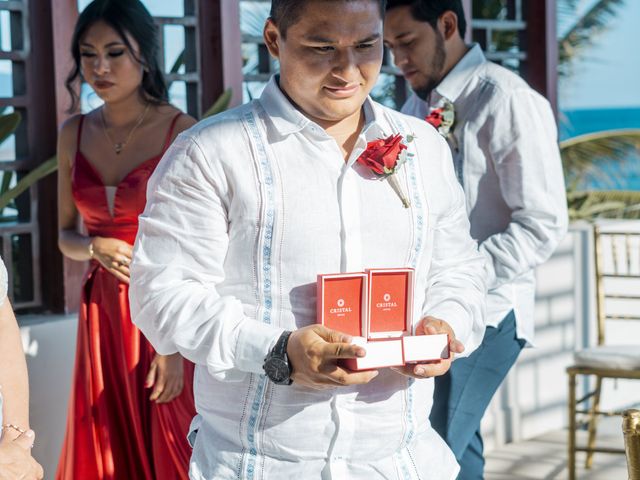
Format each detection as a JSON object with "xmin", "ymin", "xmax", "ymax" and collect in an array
[
  {"xmin": 18, "ymin": 0, "xmax": 74, "ymax": 313},
  {"xmin": 196, "ymin": 0, "xmax": 243, "ymax": 113},
  {"xmin": 568, "ymin": 370, "xmax": 577, "ymax": 480},
  {"xmin": 51, "ymin": 0, "xmax": 83, "ymax": 313},
  {"xmin": 522, "ymin": 0, "xmax": 558, "ymax": 113}
]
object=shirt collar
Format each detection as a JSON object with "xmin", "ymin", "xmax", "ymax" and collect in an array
[
  {"xmin": 432, "ymin": 43, "xmax": 486, "ymax": 105},
  {"xmin": 259, "ymin": 75, "xmax": 385, "ymax": 139},
  {"xmin": 259, "ymin": 76, "xmax": 310, "ymax": 136}
]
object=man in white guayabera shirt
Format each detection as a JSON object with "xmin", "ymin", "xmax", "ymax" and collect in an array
[
  {"xmin": 384, "ymin": 1, "xmax": 569, "ymax": 478},
  {"xmin": 130, "ymin": 0, "xmax": 487, "ymax": 478}
]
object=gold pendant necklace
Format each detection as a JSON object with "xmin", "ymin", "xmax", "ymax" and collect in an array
[{"xmin": 101, "ymin": 103, "xmax": 150, "ymax": 155}]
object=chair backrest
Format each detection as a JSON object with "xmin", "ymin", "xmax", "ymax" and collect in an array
[{"xmin": 593, "ymin": 220, "xmax": 640, "ymax": 345}]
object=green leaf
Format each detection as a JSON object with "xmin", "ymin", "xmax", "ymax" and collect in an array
[
  {"xmin": 0, "ymin": 171, "xmax": 13, "ymax": 195},
  {"xmin": 169, "ymin": 50, "xmax": 185, "ymax": 75},
  {"xmin": 0, "ymin": 156, "xmax": 58, "ymax": 211},
  {"xmin": 0, "ymin": 112, "xmax": 21, "ymax": 146},
  {"xmin": 202, "ymin": 88, "xmax": 233, "ymax": 118}
]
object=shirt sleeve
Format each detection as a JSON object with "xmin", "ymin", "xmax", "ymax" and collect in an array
[
  {"xmin": 481, "ymin": 89, "xmax": 569, "ymax": 289},
  {"xmin": 129, "ymin": 133, "xmax": 283, "ymax": 382},
  {"xmin": 422, "ymin": 136, "xmax": 487, "ymax": 356}
]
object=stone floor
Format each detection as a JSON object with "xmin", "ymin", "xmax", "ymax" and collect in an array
[{"xmin": 485, "ymin": 418, "xmax": 628, "ymax": 479}]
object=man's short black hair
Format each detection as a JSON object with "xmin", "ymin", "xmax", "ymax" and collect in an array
[
  {"xmin": 270, "ymin": 0, "xmax": 387, "ymax": 38},
  {"xmin": 385, "ymin": 0, "xmax": 467, "ymax": 39}
]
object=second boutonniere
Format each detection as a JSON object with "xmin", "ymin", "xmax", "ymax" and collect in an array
[
  {"xmin": 356, "ymin": 133, "xmax": 413, "ymax": 208},
  {"xmin": 425, "ymin": 100, "xmax": 458, "ymax": 150}
]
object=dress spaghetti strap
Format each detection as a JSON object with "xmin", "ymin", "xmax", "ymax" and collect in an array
[
  {"xmin": 76, "ymin": 115, "xmax": 85, "ymax": 152},
  {"xmin": 161, "ymin": 112, "xmax": 183, "ymax": 153}
]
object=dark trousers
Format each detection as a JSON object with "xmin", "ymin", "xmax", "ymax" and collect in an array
[{"xmin": 430, "ymin": 311, "xmax": 525, "ymax": 480}]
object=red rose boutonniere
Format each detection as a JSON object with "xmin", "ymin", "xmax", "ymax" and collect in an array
[
  {"xmin": 426, "ymin": 100, "xmax": 457, "ymax": 150},
  {"xmin": 356, "ymin": 133, "xmax": 413, "ymax": 208}
]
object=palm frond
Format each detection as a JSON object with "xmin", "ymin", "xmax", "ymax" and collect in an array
[
  {"xmin": 0, "ymin": 112, "xmax": 21, "ymax": 145},
  {"xmin": 240, "ymin": 2, "xmax": 269, "ymax": 37},
  {"xmin": 472, "ymin": 0, "xmax": 507, "ymax": 21},
  {"xmin": 568, "ymin": 190, "xmax": 640, "ymax": 221},
  {"xmin": 0, "ymin": 157, "xmax": 57, "ymax": 211},
  {"xmin": 202, "ymin": 89, "xmax": 233, "ymax": 118},
  {"xmin": 560, "ymin": 129, "xmax": 640, "ymax": 189},
  {"xmin": 559, "ymin": 0, "xmax": 625, "ymax": 73}
]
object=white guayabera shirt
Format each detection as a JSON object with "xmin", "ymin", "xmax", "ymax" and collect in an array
[
  {"xmin": 403, "ymin": 44, "xmax": 568, "ymax": 345},
  {"xmin": 130, "ymin": 77, "xmax": 486, "ymax": 480}
]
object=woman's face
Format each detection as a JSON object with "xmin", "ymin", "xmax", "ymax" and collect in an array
[{"xmin": 79, "ymin": 20, "xmax": 145, "ymax": 104}]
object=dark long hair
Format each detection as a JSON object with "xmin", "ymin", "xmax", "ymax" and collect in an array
[{"xmin": 66, "ymin": 0, "xmax": 168, "ymax": 112}]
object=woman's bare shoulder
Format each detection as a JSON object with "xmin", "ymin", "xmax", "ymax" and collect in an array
[{"xmin": 156, "ymin": 104, "xmax": 197, "ymax": 136}]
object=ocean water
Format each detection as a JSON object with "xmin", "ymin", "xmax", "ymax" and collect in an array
[{"xmin": 560, "ymin": 107, "xmax": 640, "ymax": 190}]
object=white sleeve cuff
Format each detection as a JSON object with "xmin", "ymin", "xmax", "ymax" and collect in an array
[{"xmin": 234, "ymin": 321, "xmax": 285, "ymax": 376}]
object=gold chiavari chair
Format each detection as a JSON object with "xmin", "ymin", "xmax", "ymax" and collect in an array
[
  {"xmin": 567, "ymin": 222, "xmax": 640, "ymax": 480},
  {"xmin": 623, "ymin": 409, "xmax": 640, "ymax": 480}
]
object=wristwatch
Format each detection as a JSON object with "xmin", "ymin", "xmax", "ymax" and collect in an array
[{"xmin": 263, "ymin": 331, "xmax": 293, "ymax": 385}]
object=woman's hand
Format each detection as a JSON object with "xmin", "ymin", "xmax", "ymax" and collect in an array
[
  {"xmin": 145, "ymin": 353, "xmax": 185, "ymax": 404},
  {"xmin": 90, "ymin": 237, "xmax": 133, "ymax": 284},
  {"xmin": 0, "ymin": 430, "xmax": 44, "ymax": 480}
]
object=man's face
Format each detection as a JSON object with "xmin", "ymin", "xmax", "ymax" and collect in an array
[
  {"xmin": 264, "ymin": 0, "xmax": 383, "ymax": 127},
  {"xmin": 384, "ymin": 6, "xmax": 446, "ymax": 101}
]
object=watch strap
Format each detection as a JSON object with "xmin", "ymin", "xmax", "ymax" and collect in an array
[{"xmin": 273, "ymin": 331, "xmax": 292, "ymax": 359}]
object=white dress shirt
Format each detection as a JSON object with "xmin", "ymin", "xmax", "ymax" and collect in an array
[
  {"xmin": 130, "ymin": 77, "xmax": 486, "ymax": 480},
  {"xmin": 402, "ymin": 44, "xmax": 568, "ymax": 344}
]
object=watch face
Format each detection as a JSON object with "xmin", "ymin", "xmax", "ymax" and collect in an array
[{"xmin": 264, "ymin": 357, "xmax": 291, "ymax": 384}]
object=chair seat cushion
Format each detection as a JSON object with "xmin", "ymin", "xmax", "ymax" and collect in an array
[{"xmin": 574, "ymin": 345, "xmax": 640, "ymax": 370}]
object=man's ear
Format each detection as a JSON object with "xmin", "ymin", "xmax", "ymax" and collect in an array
[
  {"xmin": 439, "ymin": 11, "xmax": 459, "ymax": 42},
  {"xmin": 264, "ymin": 19, "xmax": 281, "ymax": 58}
]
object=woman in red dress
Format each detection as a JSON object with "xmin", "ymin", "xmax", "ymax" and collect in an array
[{"xmin": 56, "ymin": 1, "xmax": 197, "ymax": 478}]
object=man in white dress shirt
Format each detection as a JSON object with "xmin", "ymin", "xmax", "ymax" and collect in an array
[
  {"xmin": 384, "ymin": 1, "xmax": 569, "ymax": 478},
  {"xmin": 130, "ymin": 0, "xmax": 487, "ymax": 478}
]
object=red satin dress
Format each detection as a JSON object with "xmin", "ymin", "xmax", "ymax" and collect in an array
[{"xmin": 56, "ymin": 113, "xmax": 195, "ymax": 480}]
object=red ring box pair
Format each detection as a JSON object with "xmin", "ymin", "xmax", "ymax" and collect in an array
[{"xmin": 317, "ymin": 268, "xmax": 449, "ymax": 371}]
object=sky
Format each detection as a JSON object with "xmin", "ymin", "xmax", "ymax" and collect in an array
[
  {"xmin": 76, "ymin": 0, "xmax": 640, "ymax": 112},
  {"xmin": 558, "ymin": 0, "xmax": 640, "ymax": 110}
]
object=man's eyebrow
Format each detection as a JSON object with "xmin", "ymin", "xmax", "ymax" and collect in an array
[
  {"xmin": 304, "ymin": 34, "xmax": 334, "ymax": 43},
  {"xmin": 303, "ymin": 33, "xmax": 381, "ymax": 44},
  {"xmin": 356, "ymin": 33, "xmax": 381, "ymax": 43},
  {"xmin": 392, "ymin": 31, "xmax": 413, "ymax": 40}
]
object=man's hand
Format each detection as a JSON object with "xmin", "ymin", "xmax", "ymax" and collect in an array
[
  {"xmin": 287, "ymin": 325, "xmax": 379, "ymax": 389},
  {"xmin": 392, "ymin": 316, "xmax": 464, "ymax": 379}
]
